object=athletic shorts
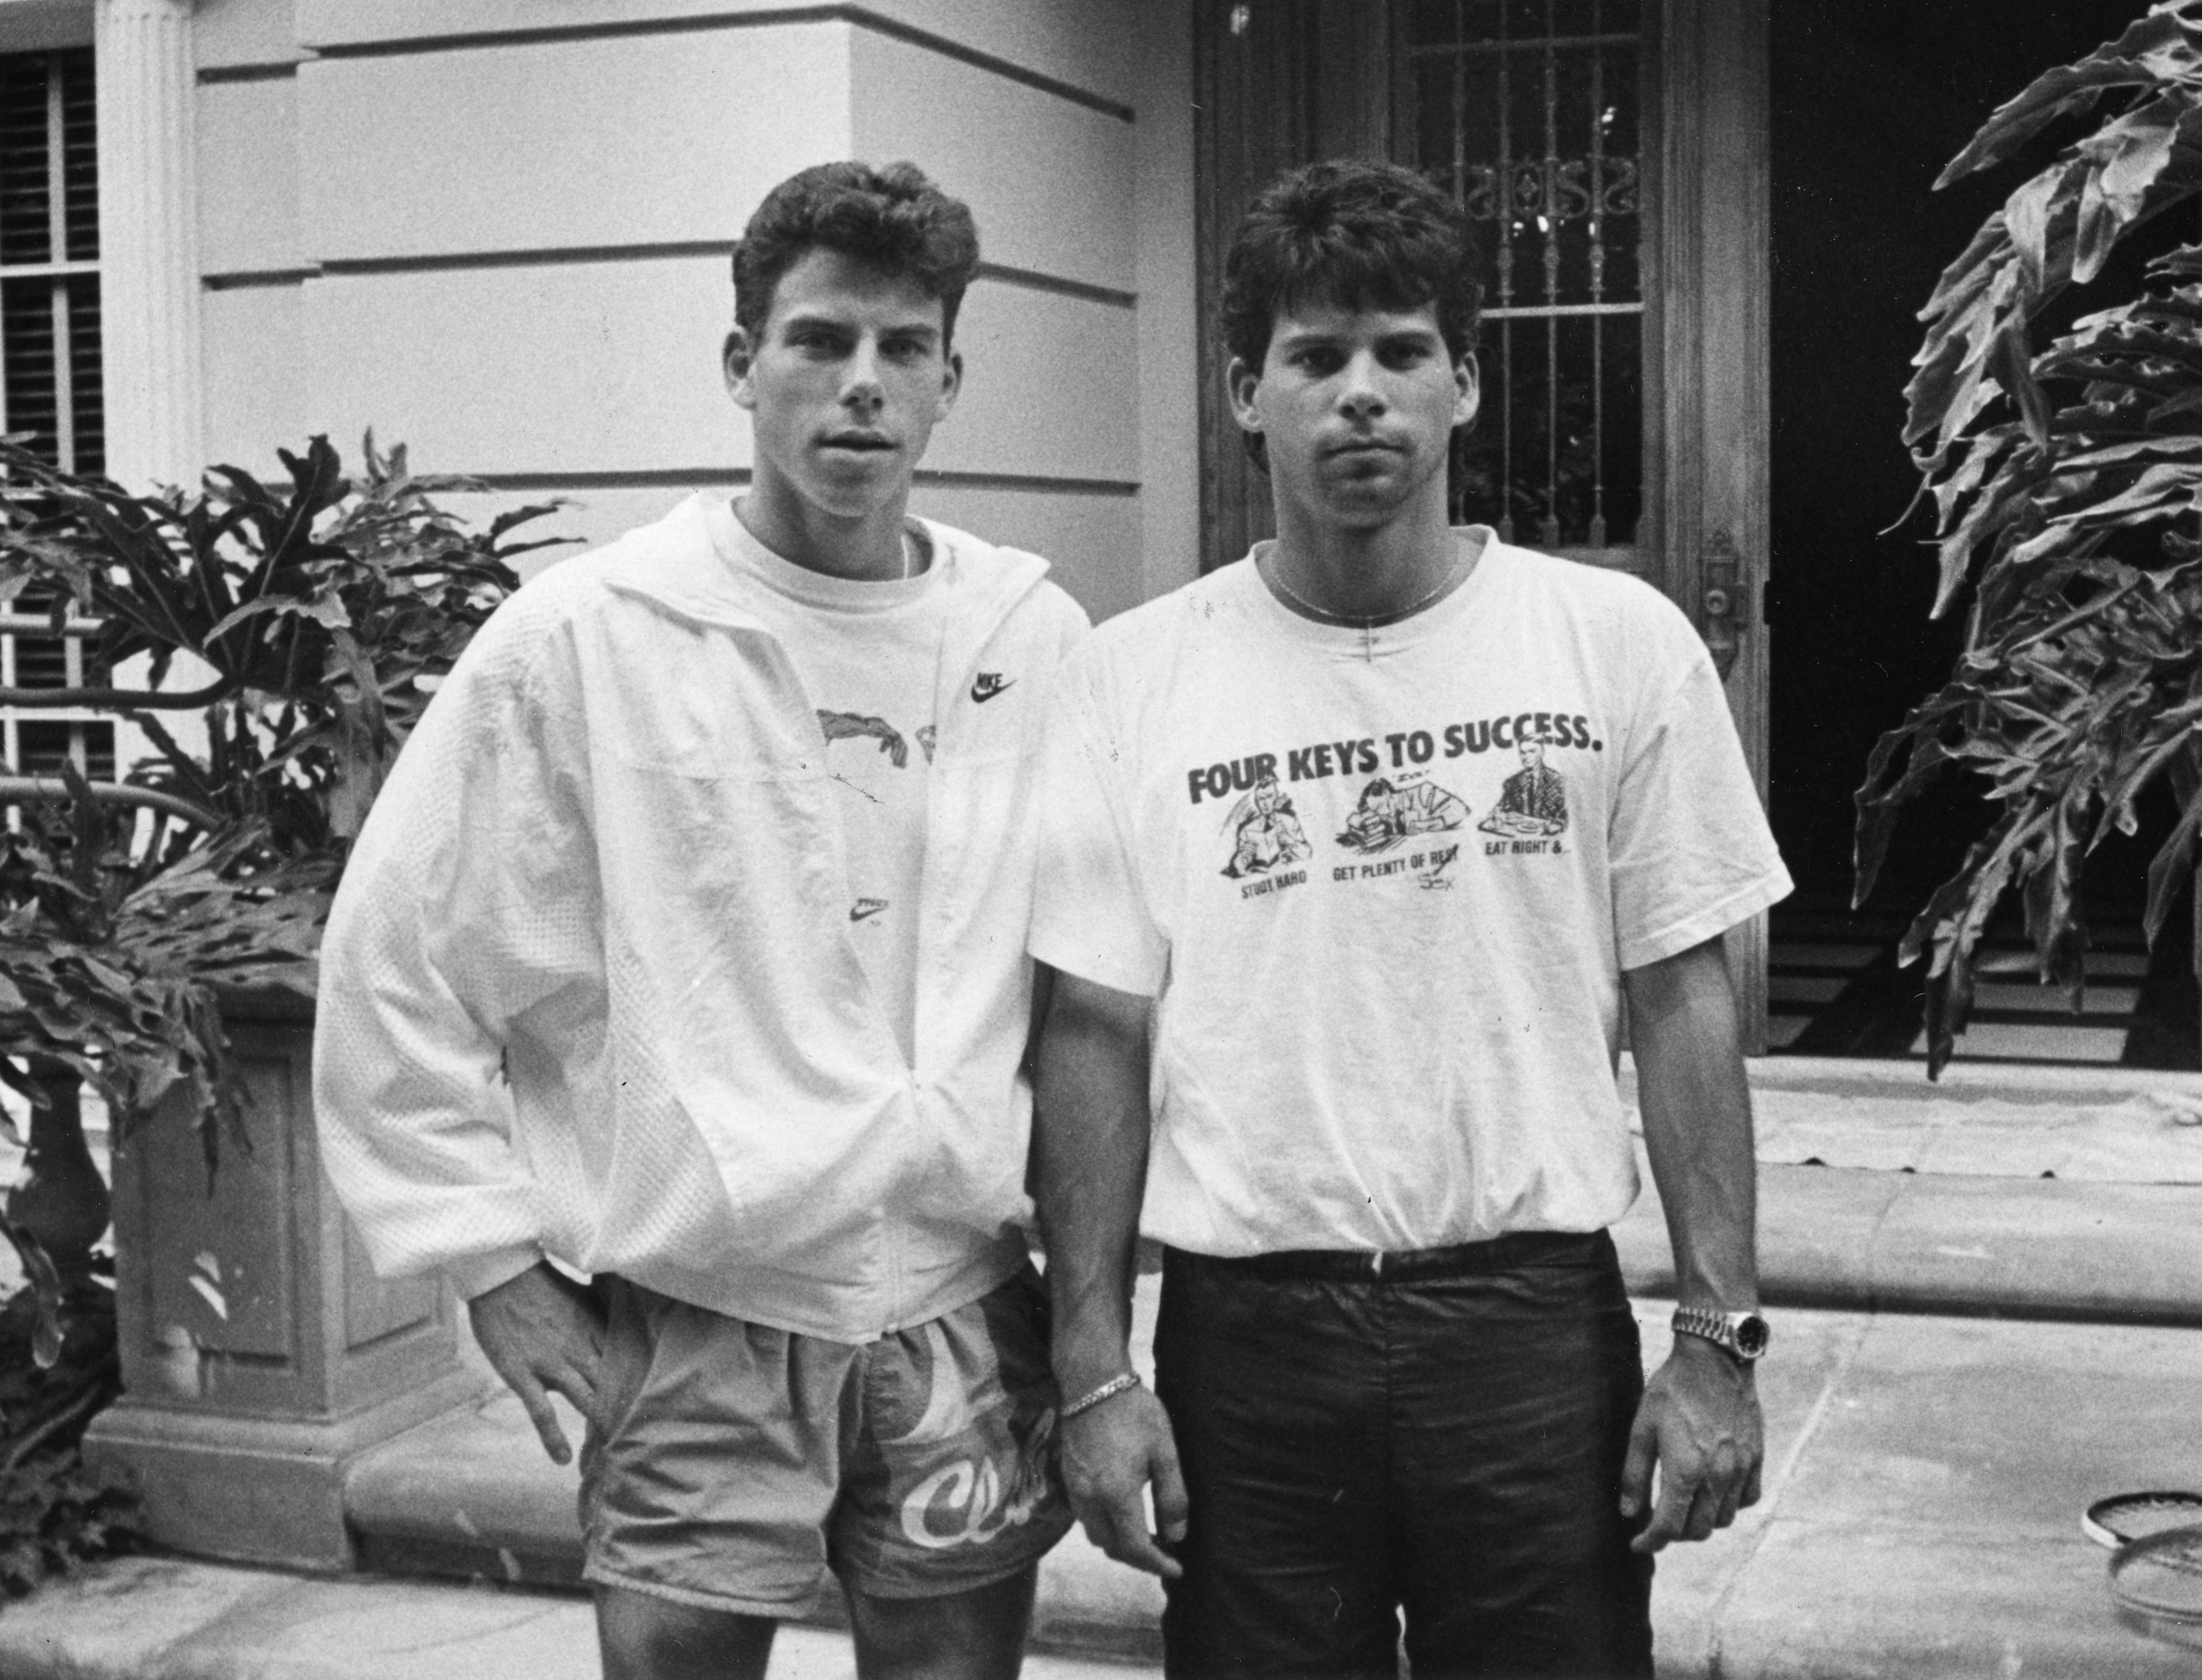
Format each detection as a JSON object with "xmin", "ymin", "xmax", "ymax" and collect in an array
[
  {"xmin": 1155, "ymin": 1231, "xmax": 1654, "ymax": 1680},
  {"xmin": 578, "ymin": 1264, "xmax": 1074, "ymax": 1617}
]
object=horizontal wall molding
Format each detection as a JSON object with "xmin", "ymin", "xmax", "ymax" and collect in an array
[
  {"xmin": 205, "ymin": 250, "xmax": 1136, "ymax": 307},
  {"xmin": 203, "ymin": 267, "xmax": 314, "ymax": 291},
  {"xmin": 915, "ymin": 470, "xmax": 1137, "ymax": 496},
  {"xmin": 844, "ymin": 9, "xmax": 1131, "ymax": 122},
  {"xmin": 321, "ymin": 242, "xmax": 732, "ymax": 278},
  {"xmin": 471, "ymin": 469, "xmax": 747, "ymax": 493},
  {"xmin": 197, "ymin": 61, "xmax": 300, "ymax": 84},
  {"xmin": 977, "ymin": 263, "xmax": 1134, "ymax": 310},
  {"xmin": 303, "ymin": 6, "xmax": 1133, "ymax": 122},
  {"xmin": 460, "ymin": 468, "xmax": 1138, "ymax": 496},
  {"xmin": 203, "ymin": 246, "xmax": 720, "ymax": 290}
]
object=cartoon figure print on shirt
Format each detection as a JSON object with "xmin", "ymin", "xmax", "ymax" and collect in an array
[
  {"xmin": 1188, "ymin": 710, "xmax": 1599, "ymax": 893},
  {"xmin": 1335, "ymin": 774, "xmax": 1469, "ymax": 856},
  {"xmin": 1477, "ymin": 729, "xmax": 1569, "ymax": 843},
  {"xmin": 818, "ymin": 708, "xmax": 918, "ymax": 922},
  {"xmin": 818, "ymin": 708, "xmax": 910, "ymax": 768},
  {"xmin": 1221, "ymin": 771, "xmax": 1313, "ymax": 879}
]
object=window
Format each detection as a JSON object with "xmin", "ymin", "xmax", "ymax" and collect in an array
[
  {"xmin": 0, "ymin": 45, "xmax": 110, "ymax": 783},
  {"xmin": 1408, "ymin": 0, "xmax": 1645, "ymax": 560},
  {"xmin": 0, "ymin": 46, "xmax": 100, "ymax": 472}
]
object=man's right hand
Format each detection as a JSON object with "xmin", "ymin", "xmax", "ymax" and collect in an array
[
  {"xmin": 466, "ymin": 1261, "xmax": 609, "ymax": 1466},
  {"xmin": 1059, "ymin": 1385, "xmax": 1189, "ymax": 1579}
]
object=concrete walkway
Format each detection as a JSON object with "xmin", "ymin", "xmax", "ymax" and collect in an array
[
  {"xmin": 8, "ymin": 1295, "xmax": 2202, "ymax": 1678},
  {"xmin": 0, "ymin": 1563, "xmax": 1152, "ymax": 1679},
  {"xmin": 355, "ymin": 1300, "xmax": 2202, "ymax": 1678},
  {"xmin": 8, "ymin": 1057, "xmax": 2202, "ymax": 1676}
]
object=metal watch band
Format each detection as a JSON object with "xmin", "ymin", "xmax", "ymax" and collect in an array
[
  {"xmin": 1059, "ymin": 1371, "xmax": 1142, "ymax": 1419},
  {"xmin": 1671, "ymin": 1306, "xmax": 1769, "ymax": 1361}
]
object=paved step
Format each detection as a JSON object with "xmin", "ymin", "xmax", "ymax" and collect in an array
[
  {"xmin": 1613, "ymin": 1056, "xmax": 2202, "ymax": 1327},
  {"xmin": 1615, "ymin": 1160, "xmax": 2202, "ymax": 1326},
  {"xmin": 44, "ymin": 1053, "xmax": 2202, "ymax": 1676},
  {"xmin": 329, "ymin": 1300, "xmax": 2202, "ymax": 1679},
  {"xmin": 0, "ymin": 1562, "xmax": 1156, "ymax": 1680},
  {"xmin": 1704, "ymin": 1056, "xmax": 2202, "ymax": 1180},
  {"xmin": 19, "ymin": 1302, "xmax": 2202, "ymax": 1678},
  {"xmin": 335, "ymin": 1055, "xmax": 2202, "ymax": 1675}
]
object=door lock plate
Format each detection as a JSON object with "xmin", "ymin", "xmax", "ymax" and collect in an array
[{"xmin": 1702, "ymin": 528, "xmax": 1742, "ymax": 680}]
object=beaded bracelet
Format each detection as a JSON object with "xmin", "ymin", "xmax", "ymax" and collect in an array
[{"xmin": 1059, "ymin": 1371, "xmax": 1142, "ymax": 1420}]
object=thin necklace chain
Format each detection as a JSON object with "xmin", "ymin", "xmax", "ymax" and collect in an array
[
  {"xmin": 1263, "ymin": 548, "xmax": 1463, "ymax": 630},
  {"xmin": 1265, "ymin": 559, "xmax": 1456, "ymax": 625}
]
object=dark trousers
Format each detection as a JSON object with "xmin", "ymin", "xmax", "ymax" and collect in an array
[{"xmin": 1154, "ymin": 1232, "xmax": 1654, "ymax": 1680}]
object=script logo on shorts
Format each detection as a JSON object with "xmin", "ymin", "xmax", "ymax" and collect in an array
[{"xmin": 898, "ymin": 1410, "xmax": 1056, "ymax": 1551}]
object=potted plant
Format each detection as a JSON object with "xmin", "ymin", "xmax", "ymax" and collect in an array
[
  {"xmin": 1858, "ymin": 0, "xmax": 2202, "ymax": 1076},
  {"xmin": 0, "ymin": 435, "xmax": 562, "ymax": 1588}
]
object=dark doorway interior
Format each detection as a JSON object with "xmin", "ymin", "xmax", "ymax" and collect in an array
[{"xmin": 1766, "ymin": 0, "xmax": 2198, "ymax": 1067}]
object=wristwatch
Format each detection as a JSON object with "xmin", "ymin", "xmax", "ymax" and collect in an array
[{"xmin": 1671, "ymin": 1306, "xmax": 1770, "ymax": 1363}]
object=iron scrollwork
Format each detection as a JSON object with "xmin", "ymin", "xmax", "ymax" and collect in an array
[{"xmin": 1461, "ymin": 155, "xmax": 1639, "ymax": 223}]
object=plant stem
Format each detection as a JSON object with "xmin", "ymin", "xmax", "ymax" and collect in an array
[
  {"xmin": 0, "ymin": 1372, "xmax": 109, "ymax": 1480},
  {"xmin": 0, "ymin": 679, "xmax": 235, "ymax": 709},
  {"xmin": 5, "ymin": 1059, "xmax": 108, "ymax": 1285},
  {"xmin": 0, "ymin": 779, "xmax": 220, "ymax": 828}
]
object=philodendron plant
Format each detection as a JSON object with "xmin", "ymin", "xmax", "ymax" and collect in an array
[
  {"xmin": 1860, "ymin": 1, "xmax": 2202, "ymax": 1076},
  {"xmin": 0, "ymin": 437, "xmax": 561, "ymax": 1595},
  {"xmin": 0, "ymin": 433, "xmax": 560, "ymax": 1198}
]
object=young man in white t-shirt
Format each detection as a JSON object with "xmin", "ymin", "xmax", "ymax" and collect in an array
[
  {"xmin": 316, "ymin": 163, "xmax": 1086, "ymax": 1680},
  {"xmin": 1029, "ymin": 160, "xmax": 1791, "ymax": 1677}
]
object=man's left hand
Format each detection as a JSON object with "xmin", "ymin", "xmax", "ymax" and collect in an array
[{"xmin": 1619, "ymin": 1336, "xmax": 1763, "ymax": 1553}]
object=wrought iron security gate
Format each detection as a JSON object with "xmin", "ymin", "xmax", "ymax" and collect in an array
[{"xmin": 1404, "ymin": 1, "xmax": 1644, "ymax": 566}]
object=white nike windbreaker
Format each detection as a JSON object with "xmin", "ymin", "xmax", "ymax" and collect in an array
[{"xmin": 313, "ymin": 495, "xmax": 1089, "ymax": 1342}]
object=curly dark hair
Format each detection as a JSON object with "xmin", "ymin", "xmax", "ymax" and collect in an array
[
  {"xmin": 1221, "ymin": 159, "xmax": 1480, "ymax": 371},
  {"xmin": 733, "ymin": 161, "xmax": 982, "ymax": 348}
]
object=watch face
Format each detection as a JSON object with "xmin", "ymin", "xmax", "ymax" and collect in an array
[{"xmin": 1734, "ymin": 1314, "xmax": 1771, "ymax": 1358}]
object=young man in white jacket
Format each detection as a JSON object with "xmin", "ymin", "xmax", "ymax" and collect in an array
[{"xmin": 315, "ymin": 162, "xmax": 1088, "ymax": 1680}]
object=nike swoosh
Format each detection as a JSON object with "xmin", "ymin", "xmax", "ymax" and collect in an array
[
  {"xmin": 970, "ymin": 676, "xmax": 1015, "ymax": 703},
  {"xmin": 850, "ymin": 899, "xmax": 889, "ymax": 922}
]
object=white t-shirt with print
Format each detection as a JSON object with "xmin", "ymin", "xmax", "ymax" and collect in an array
[
  {"xmin": 1030, "ymin": 534, "xmax": 1793, "ymax": 1257},
  {"xmin": 708, "ymin": 500, "xmax": 948, "ymax": 1065}
]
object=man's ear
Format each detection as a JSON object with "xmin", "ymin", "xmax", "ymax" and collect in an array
[
  {"xmin": 1453, "ymin": 349, "xmax": 1481, "ymax": 431},
  {"xmin": 1227, "ymin": 356, "xmax": 1263, "ymax": 436},
  {"xmin": 935, "ymin": 348, "xmax": 964, "ymax": 422},
  {"xmin": 723, "ymin": 328, "xmax": 757, "ymax": 410}
]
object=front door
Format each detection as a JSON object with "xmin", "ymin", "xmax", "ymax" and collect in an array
[{"xmin": 1194, "ymin": 0, "xmax": 1774, "ymax": 1046}]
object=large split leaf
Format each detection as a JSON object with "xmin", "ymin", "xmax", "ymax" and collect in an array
[
  {"xmin": 1871, "ymin": 6, "xmax": 2202, "ymax": 1075},
  {"xmin": 0, "ymin": 434, "xmax": 569, "ymax": 1155}
]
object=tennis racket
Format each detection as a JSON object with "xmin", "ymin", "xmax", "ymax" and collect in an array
[
  {"xmin": 2108, "ymin": 1525, "xmax": 2202, "ymax": 1624},
  {"xmin": 2083, "ymin": 1492, "xmax": 2202, "ymax": 1551}
]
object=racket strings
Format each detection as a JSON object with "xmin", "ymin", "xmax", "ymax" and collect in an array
[
  {"xmin": 2086, "ymin": 1492, "xmax": 2202, "ymax": 1622},
  {"xmin": 2128, "ymin": 1538, "xmax": 2202, "ymax": 1581},
  {"xmin": 2110, "ymin": 1527, "xmax": 2202, "ymax": 1621}
]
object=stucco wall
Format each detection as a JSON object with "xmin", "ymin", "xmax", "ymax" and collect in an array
[{"xmin": 188, "ymin": 0, "xmax": 1198, "ymax": 622}]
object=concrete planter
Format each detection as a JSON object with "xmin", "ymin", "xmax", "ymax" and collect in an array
[{"xmin": 82, "ymin": 988, "xmax": 484, "ymax": 1570}]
